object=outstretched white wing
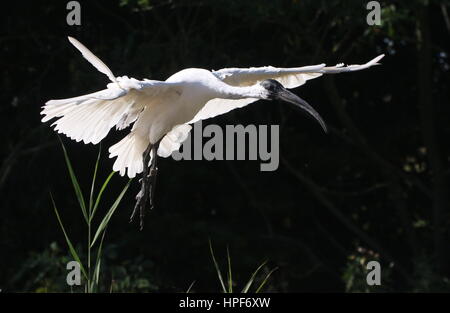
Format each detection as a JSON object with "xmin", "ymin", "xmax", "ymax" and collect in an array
[
  {"xmin": 188, "ymin": 54, "xmax": 384, "ymax": 125},
  {"xmin": 42, "ymin": 77, "xmax": 182, "ymax": 178},
  {"xmin": 41, "ymin": 77, "xmax": 181, "ymax": 145},
  {"xmin": 43, "ymin": 37, "xmax": 187, "ymax": 178},
  {"xmin": 213, "ymin": 54, "xmax": 385, "ymax": 89}
]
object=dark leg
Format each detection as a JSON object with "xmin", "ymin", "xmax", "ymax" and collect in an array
[
  {"xmin": 130, "ymin": 141, "xmax": 160, "ymax": 230},
  {"xmin": 129, "ymin": 143, "xmax": 152, "ymax": 226},
  {"xmin": 148, "ymin": 148, "xmax": 158, "ymax": 208}
]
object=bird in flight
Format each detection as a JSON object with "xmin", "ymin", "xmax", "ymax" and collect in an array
[{"xmin": 41, "ymin": 37, "xmax": 384, "ymax": 229}]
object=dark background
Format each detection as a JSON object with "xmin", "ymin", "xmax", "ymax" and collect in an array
[{"xmin": 1, "ymin": 0, "xmax": 450, "ymax": 292}]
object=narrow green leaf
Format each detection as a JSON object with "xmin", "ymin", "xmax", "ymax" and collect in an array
[
  {"xmin": 241, "ymin": 260, "xmax": 267, "ymax": 293},
  {"xmin": 89, "ymin": 145, "xmax": 102, "ymax": 216},
  {"xmin": 90, "ymin": 171, "xmax": 115, "ymax": 223},
  {"xmin": 209, "ymin": 240, "xmax": 227, "ymax": 293},
  {"xmin": 255, "ymin": 267, "xmax": 278, "ymax": 293},
  {"xmin": 91, "ymin": 229, "xmax": 107, "ymax": 292},
  {"xmin": 59, "ymin": 138, "xmax": 88, "ymax": 223},
  {"xmin": 186, "ymin": 281, "xmax": 196, "ymax": 293},
  {"xmin": 50, "ymin": 194, "xmax": 87, "ymax": 280},
  {"xmin": 91, "ymin": 179, "xmax": 131, "ymax": 248},
  {"xmin": 227, "ymin": 246, "xmax": 232, "ymax": 293}
]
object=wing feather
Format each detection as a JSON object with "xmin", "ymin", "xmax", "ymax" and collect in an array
[
  {"xmin": 213, "ymin": 54, "xmax": 384, "ymax": 89},
  {"xmin": 68, "ymin": 36, "xmax": 118, "ymax": 83},
  {"xmin": 195, "ymin": 54, "xmax": 385, "ymax": 124},
  {"xmin": 41, "ymin": 77, "xmax": 180, "ymax": 145},
  {"xmin": 188, "ymin": 98, "xmax": 258, "ymax": 124},
  {"xmin": 157, "ymin": 124, "xmax": 193, "ymax": 158}
]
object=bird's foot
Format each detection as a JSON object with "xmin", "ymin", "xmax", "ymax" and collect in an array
[
  {"xmin": 129, "ymin": 166, "xmax": 158, "ymax": 230},
  {"xmin": 130, "ymin": 187, "xmax": 144, "ymax": 224}
]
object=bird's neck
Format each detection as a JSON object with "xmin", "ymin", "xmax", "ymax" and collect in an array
[{"xmin": 219, "ymin": 84, "xmax": 267, "ymax": 100}]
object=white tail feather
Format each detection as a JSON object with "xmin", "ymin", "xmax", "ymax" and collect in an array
[
  {"xmin": 109, "ymin": 132, "xmax": 150, "ymax": 178},
  {"xmin": 107, "ymin": 124, "xmax": 192, "ymax": 178}
]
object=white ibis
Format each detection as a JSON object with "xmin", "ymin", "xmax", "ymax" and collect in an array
[{"xmin": 41, "ymin": 37, "xmax": 384, "ymax": 228}]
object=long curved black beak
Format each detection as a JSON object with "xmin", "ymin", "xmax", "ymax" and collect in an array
[{"xmin": 276, "ymin": 89, "xmax": 327, "ymax": 133}]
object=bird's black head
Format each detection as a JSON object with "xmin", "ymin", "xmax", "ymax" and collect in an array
[
  {"xmin": 260, "ymin": 79, "xmax": 285, "ymax": 100},
  {"xmin": 260, "ymin": 79, "xmax": 328, "ymax": 133}
]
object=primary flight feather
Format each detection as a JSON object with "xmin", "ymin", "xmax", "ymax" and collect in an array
[{"xmin": 67, "ymin": 36, "xmax": 118, "ymax": 84}]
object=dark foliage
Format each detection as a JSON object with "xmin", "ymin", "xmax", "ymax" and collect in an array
[{"xmin": 1, "ymin": 0, "xmax": 450, "ymax": 292}]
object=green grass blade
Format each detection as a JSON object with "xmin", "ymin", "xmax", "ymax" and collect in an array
[
  {"xmin": 209, "ymin": 240, "xmax": 227, "ymax": 293},
  {"xmin": 89, "ymin": 145, "xmax": 102, "ymax": 215},
  {"xmin": 50, "ymin": 193, "xmax": 87, "ymax": 280},
  {"xmin": 186, "ymin": 281, "xmax": 196, "ymax": 293},
  {"xmin": 90, "ymin": 171, "xmax": 115, "ymax": 223},
  {"xmin": 91, "ymin": 179, "xmax": 131, "ymax": 248},
  {"xmin": 59, "ymin": 138, "xmax": 88, "ymax": 223},
  {"xmin": 91, "ymin": 229, "xmax": 107, "ymax": 292},
  {"xmin": 255, "ymin": 267, "xmax": 278, "ymax": 293},
  {"xmin": 227, "ymin": 246, "xmax": 232, "ymax": 293},
  {"xmin": 241, "ymin": 260, "xmax": 267, "ymax": 293}
]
